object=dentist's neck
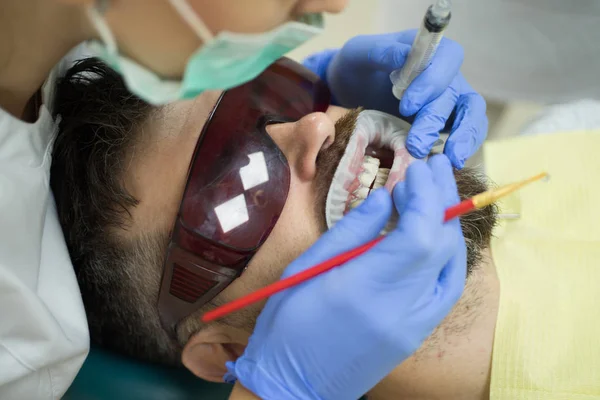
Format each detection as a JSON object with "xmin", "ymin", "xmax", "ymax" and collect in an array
[{"xmin": 0, "ymin": 0, "xmax": 96, "ymax": 120}]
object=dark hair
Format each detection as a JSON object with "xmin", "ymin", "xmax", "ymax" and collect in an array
[{"xmin": 50, "ymin": 58, "xmax": 180, "ymax": 365}]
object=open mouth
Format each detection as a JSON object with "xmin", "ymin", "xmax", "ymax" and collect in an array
[
  {"xmin": 347, "ymin": 146, "xmax": 395, "ymax": 210},
  {"xmin": 325, "ymin": 110, "xmax": 442, "ymax": 231}
]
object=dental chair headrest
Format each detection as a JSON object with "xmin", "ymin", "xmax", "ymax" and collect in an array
[{"xmin": 64, "ymin": 347, "xmax": 233, "ymax": 400}]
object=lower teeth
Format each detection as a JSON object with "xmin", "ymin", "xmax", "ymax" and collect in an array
[
  {"xmin": 348, "ymin": 155, "xmax": 390, "ymax": 210},
  {"xmin": 346, "ymin": 155, "xmax": 398, "ymax": 234}
]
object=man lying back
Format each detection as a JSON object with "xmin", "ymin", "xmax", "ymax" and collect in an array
[{"xmin": 50, "ymin": 58, "xmax": 497, "ymax": 399}]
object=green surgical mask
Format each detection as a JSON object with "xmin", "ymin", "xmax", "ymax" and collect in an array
[{"xmin": 87, "ymin": 0, "xmax": 323, "ymax": 105}]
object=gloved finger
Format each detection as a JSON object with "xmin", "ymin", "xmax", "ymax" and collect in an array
[
  {"xmin": 405, "ymin": 80, "xmax": 459, "ymax": 159},
  {"xmin": 433, "ymin": 230, "xmax": 467, "ymax": 311},
  {"xmin": 428, "ymin": 154, "xmax": 460, "ymax": 208},
  {"xmin": 388, "ymin": 29, "xmax": 419, "ymax": 44},
  {"xmin": 349, "ymin": 30, "xmax": 417, "ymax": 71},
  {"xmin": 391, "ymin": 180, "xmax": 408, "ymax": 215},
  {"xmin": 383, "ymin": 161, "xmax": 444, "ymax": 268},
  {"xmin": 444, "ymin": 91, "xmax": 488, "ymax": 169},
  {"xmin": 331, "ymin": 33, "xmax": 412, "ymax": 74},
  {"xmin": 366, "ymin": 39, "xmax": 412, "ymax": 72},
  {"xmin": 426, "ymin": 154, "xmax": 461, "ymax": 254},
  {"xmin": 224, "ymin": 362, "xmax": 238, "ymax": 383},
  {"xmin": 427, "ymin": 154, "xmax": 463, "ymax": 260},
  {"xmin": 226, "ymin": 359, "xmax": 265, "ymax": 395},
  {"xmin": 427, "ymin": 155, "xmax": 467, "ymax": 307},
  {"xmin": 400, "ymin": 39, "xmax": 464, "ymax": 116},
  {"xmin": 428, "ymin": 154, "xmax": 462, "ymax": 253},
  {"xmin": 280, "ymin": 188, "xmax": 392, "ymax": 278}
]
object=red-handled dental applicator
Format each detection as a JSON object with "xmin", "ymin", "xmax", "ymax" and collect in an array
[{"xmin": 202, "ymin": 172, "xmax": 548, "ymax": 323}]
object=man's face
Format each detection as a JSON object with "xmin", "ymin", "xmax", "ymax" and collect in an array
[
  {"xmin": 122, "ymin": 91, "xmax": 498, "ymax": 398},
  {"xmin": 125, "ymin": 90, "xmax": 355, "ymax": 324}
]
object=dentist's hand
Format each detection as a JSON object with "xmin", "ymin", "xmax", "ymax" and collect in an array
[
  {"xmin": 304, "ymin": 30, "xmax": 488, "ymax": 169},
  {"xmin": 226, "ymin": 155, "xmax": 467, "ymax": 400}
]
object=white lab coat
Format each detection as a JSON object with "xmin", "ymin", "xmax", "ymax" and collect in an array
[{"xmin": 0, "ymin": 52, "xmax": 90, "ymax": 398}]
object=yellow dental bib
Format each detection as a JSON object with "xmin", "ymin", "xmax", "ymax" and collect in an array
[{"xmin": 484, "ymin": 131, "xmax": 600, "ymax": 399}]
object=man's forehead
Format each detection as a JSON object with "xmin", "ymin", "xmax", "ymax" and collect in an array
[{"xmin": 157, "ymin": 90, "xmax": 224, "ymax": 142}]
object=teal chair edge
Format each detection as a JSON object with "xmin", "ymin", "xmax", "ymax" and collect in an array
[{"xmin": 65, "ymin": 346, "xmax": 233, "ymax": 400}]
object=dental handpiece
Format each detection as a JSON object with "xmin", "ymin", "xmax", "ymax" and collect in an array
[{"xmin": 390, "ymin": 0, "xmax": 452, "ymax": 101}]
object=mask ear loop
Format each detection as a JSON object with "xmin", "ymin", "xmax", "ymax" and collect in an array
[
  {"xmin": 86, "ymin": 0, "xmax": 118, "ymax": 54},
  {"xmin": 167, "ymin": 0, "xmax": 214, "ymax": 43}
]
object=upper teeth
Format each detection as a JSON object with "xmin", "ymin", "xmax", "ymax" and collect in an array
[
  {"xmin": 358, "ymin": 156, "xmax": 380, "ymax": 187},
  {"xmin": 354, "ymin": 186, "xmax": 370, "ymax": 199},
  {"xmin": 372, "ymin": 168, "xmax": 389, "ymax": 189},
  {"xmin": 350, "ymin": 156, "xmax": 391, "ymax": 207}
]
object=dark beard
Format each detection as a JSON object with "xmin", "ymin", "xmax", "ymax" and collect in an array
[{"xmin": 314, "ymin": 108, "xmax": 498, "ymax": 276}]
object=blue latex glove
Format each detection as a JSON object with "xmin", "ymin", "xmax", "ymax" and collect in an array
[
  {"xmin": 303, "ymin": 30, "xmax": 488, "ymax": 169},
  {"xmin": 225, "ymin": 155, "xmax": 467, "ymax": 400}
]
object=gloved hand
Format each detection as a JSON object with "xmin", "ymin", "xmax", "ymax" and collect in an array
[
  {"xmin": 303, "ymin": 30, "xmax": 488, "ymax": 169},
  {"xmin": 226, "ymin": 155, "xmax": 467, "ymax": 400}
]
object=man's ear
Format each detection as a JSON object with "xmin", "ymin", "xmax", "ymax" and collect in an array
[{"xmin": 181, "ymin": 325, "xmax": 248, "ymax": 383}]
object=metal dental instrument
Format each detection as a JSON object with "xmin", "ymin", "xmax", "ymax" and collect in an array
[{"xmin": 390, "ymin": 0, "xmax": 452, "ymax": 101}]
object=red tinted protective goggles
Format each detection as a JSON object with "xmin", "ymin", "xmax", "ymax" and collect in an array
[{"xmin": 158, "ymin": 58, "xmax": 331, "ymax": 330}]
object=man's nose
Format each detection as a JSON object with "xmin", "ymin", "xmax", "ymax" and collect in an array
[{"xmin": 266, "ymin": 112, "xmax": 335, "ymax": 181}]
